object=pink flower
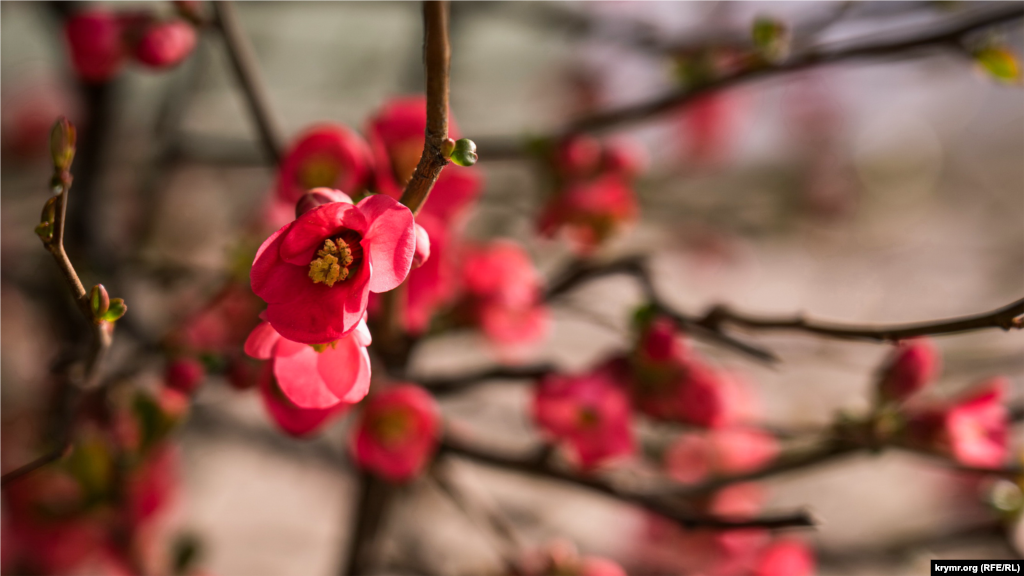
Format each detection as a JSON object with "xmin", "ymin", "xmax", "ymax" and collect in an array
[
  {"xmin": 349, "ymin": 385, "xmax": 441, "ymax": 482},
  {"xmin": 539, "ymin": 175, "xmax": 638, "ymax": 254},
  {"xmin": 174, "ymin": 282, "xmax": 263, "ymax": 355},
  {"xmin": 65, "ymin": 10, "xmax": 125, "ymax": 83},
  {"xmin": 677, "ymin": 93, "xmax": 737, "ymax": 166},
  {"xmin": 134, "ymin": 20, "xmax": 196, "ymax": 69},
  {"xmin": 165, "ymin": 357, "xmax": 205, "ymax": 395},
  {"xmin": 664, "ymin": 428, "xmax": 778, "ymax": 485},
  {"xmin": 257, "ymin": 364, "xmax": 348, "ymax": 437},
  {"xmin": 522, "ymin": 539, "xmax": 626, "ymax": 576},
  {"xmin": 755, "ymin": 539, "xmax": 815, "ymax": 576},
  {"xmin": 460, "ymin": 240, "xmax": 550, "ymax": 349},
  {"xmin": 244, "ymin": 318, "xmax": 372, "ymax": 409},
  {"xmin": 276, "ymin": 125, "xmax": 373, "ymax": 204},
  {"xmin": 638, "ymin": 317, "xmax": 689, "ymax": 363},
  {"xmin": 709, "ymin": 483, "xmax": 767, "ymax": 519},
  {"xmin": 877, "ymin": 338, "xmax": 940, "ymax": 403},
  {"xmin": 533, "ymin": 370, "xmax": 635, "ymax": 470},
  {"xmin": 402, "ymin": 213, "xmax": 454, "ymax": 332},
  {"xmin": 555, "ymin": 136, "xmax": 602, "ymax": 178},
  {"xmin": 904, "ymin": 377, "xmax": 1009, "ymax": 467},
  {"xmin": 600, "ymin": 137, "xmax": 649, "ymax": 179},
  {"xmin": 365, "ymin": 96, "xmax": 482, "ymax": 219},
  {"xmin": 251, "ymin": 191, "xmax": 415, "ymax": 344}
]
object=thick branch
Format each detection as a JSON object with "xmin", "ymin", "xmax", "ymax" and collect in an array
[
  {"xmin": 212, "ymin": 1, "xmax": 285, "ymax": 165},
  {"xmin": 399, "ymin": 1, "xmax": 451, "ymax": 215},
  {"xmin": 478, "ymin": 5, "xmax": 1024, "ymax": 157},
  {"xmin": 440, "ymin": 437, "xmax": 816, "ymax": 530}
]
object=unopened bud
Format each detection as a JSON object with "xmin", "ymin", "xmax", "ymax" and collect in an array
[
  {"xmin": 751, "ymin": 17, "xmax": 789, "ymax": 63},
  {"xmin": 441, "ymin": 137, "xmax": 456, "ymax": 159},
  {"xmin": 450, "ymin": 138, "xmax": 478, "ymax": 167},
  {"xmin": 974, "ymin": 44, "xmax": 1021, "ymax": 84},
  {"xmin": 50, "ymin": 116, "xmax": 76, "ymax": 172},
  {"xmin": 35, "ymin": 196, "xmax": 58, "ymax": 241},
  {"xmin": 166, "ymin": 357, "xmax": 206, "ymax": 395},
  {"xmin": 412, "ymin": 223, "xmax": 431, "ymax": 269},
  {"xmin": 877, "ymin": 339, "xmax": 939, "ymax": 403},
  {"xmin": 134, "ymin": 20, "xmax": 197, "ymax": 69},
  {"xmin": 295, "ymin": 187, "xmax": 353, "ymax": 218},
  {"xmin": 90, "ymin": 284, "xmax": 110, "ymax": 318}
]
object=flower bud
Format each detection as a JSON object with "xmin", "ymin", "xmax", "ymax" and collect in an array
[
  {"xmin": 35, "ymin": 196, "xmax": 58, "ymax": 242},
  {"xmin": 877, "ymin": 339, "xmax": 939, "ymax": 403},
  {"xmin": 134, "ymin": 20, "xmax": 197, "ymax": 69},
  {"xmin": 974, "ymin": 43, "xmax": 1021, "ymax": 85},
  {"xmin": 411, "ymin": 223, "xmax": 431, "ymax": 269},
  {"xmin": 449, "ymin": 138, "xmax": 478, "ymax": 167},
  {"xmin": 440, "ymin": 137, "xmax": 456, "ymax": 159},
  {"xmin": 101, "ymin": 298, "xmax": 127, "ymax": 323},
  {"xmin": 601, "ymin": 137, "xmax": 648, "ymax": 178},
  {"xmin": 295, "ymin": 187, "xmax": 353, "ymax": 218},
  {"xmin": 752, "ymin": 17, "xmax": 789, "ymax": 63},
  {"xmin": 165, "ymin": 357, "xmax": 206, "ymax": 395},
  {"xmin": 556, "ymin": 136, "xmax": 600, "ymax": 177},
  {"xmin": 90, "ymin": 284, "xmax": 110, "ymax": 318},
  {"xmin": 64, "ymin": 10, "xmax": 126, "ymax": 83},
  {"xmin": 50, "ymin": 116, "xmax": 76, "ymax": 172}
]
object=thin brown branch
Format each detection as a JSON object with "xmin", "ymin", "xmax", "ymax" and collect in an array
[
  {"xmin": 399, "ymin": 1, "xmax": 452, "ymax": 215},
  {"xmin": 477, "ymin": 5, "xmax": 1024, "ymax": 157},
  {"xmin": 212, "ymin": 1, "xmax": 285, "ymax": 165},
  {"xmin": 440, "ymin": 437, "xmax": 816, "ymax": 530},
  {"xmin": 418, "ymin": 364, "xmax": 556, "ymax": 397},
  {"xmin": 697, "ymin": 297, "xmax": 1024, "ymax": 342}
]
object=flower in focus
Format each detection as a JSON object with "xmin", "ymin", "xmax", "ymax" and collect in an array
[
  {"xmin": 134, "ymin": 20, "xmax": 197, "ymax": 69},
  {"xmin": 244, "ymin": 317, "xmax": 372, "ymax": 408},
  {"xmin": 349, "ymin": 384, "xmax": 441, "ymax": 482},
  {"xmin": 276, "ymin": 125, "xmax": 373, "ymax": 205},
  {"xmin": 251, "ymin": 191, "xmax": 415, "ymax": 344},
  {"xmin": 459, "ymin": 239, "xmax": 550, "ymax": 351},
  {"xmin": 903, "ymin": 377, "xmax": 1009, "ymax": 467},
  {"xmin": 65, "ymin": 10, "xmax": 126, "ymax": 83},
  {"xmin": 257, "ymin": 364, "xmax": 349, "ymax": 438},
  {"xmin": 533, "ymin": 370, "xmax": 634, "ymax": 470},
  {"xmin": 876, "ymin": 338, "xmax": 940, "ymax": 403}
]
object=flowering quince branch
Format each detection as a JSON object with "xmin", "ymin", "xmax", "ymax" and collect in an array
[
  {"xmin": 2, "ymin": 118, "xmax": 121, "ymax": 488},
  {"xmin": 476, "ymin": 4, "xmax": 1024, "ymax": 158},
  {"xmin": 212, "ymin": 1, "xmax": 285, "ymax": 164},
  {"xmin": 439, "ymin": 435, "xmax": 816, "ymax": 530}
]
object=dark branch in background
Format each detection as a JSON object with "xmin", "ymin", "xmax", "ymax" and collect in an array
[
  {"xmin": 419, "ymin": 364, "xmax": 556, "ymax": 396},
  {"xmin": 212, "ymin": 1, "xmax": 285, "ymax": 165},
  {"xmin": 477, "ymin": 4, "xmax": 1024, "ymax": 159},
  {"xmin": 545, "ymin": 256, "xmax": 779, "ymax": 363},
  {"xmin": 399, "ymin": 1, "xmax": 452, "ymax": 215},
  {"xmin": 440, "ymin": 436, "xmax": 816, "ymax": 530},
  {"xmin": 2, "ymin": 132, "xmax": 114, "ymax": 488}
]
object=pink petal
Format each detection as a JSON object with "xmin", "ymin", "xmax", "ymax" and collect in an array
[
  {"xmin": 251, "ymin": 224, "xmax": 318, "ymax": 305},
  {"xmin": 259, "ymin": 367, "xmax": 344, "ymax": 437},
  {"xmin": 244, "ymin": 321, "xmax": 281, "ymax": 360},
  {"xmin": 263, "ymin": 279, "xmax": 363, "ymax": 344},
  {"xmin": 353, "ymin": 318, "xmax": 372, "ymax": 347},
  {"xmin": 357, "ymin": 194, "xmax": 415, "ymax": 293},
  {"xmin": 273, "ymin": 346, "xmax": 343, "ymax": 409},
  {"xmin": 280, "ymin": 202, "xmax": 367, "ymax": 266},
  {"xmin": 318, "ymin": 339, "xmax": 371, "ymax": 403}
]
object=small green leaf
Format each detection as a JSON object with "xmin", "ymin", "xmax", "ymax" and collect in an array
[
  {"xmin": 975, "ymin": 45, "xmax": 1021, "ymax": 84},
  {"xmin": 101, "ymin": 298, "xmax": 127, "ymax": 322},
  {"xmin": 450, "ymin": 138, "xmax": 478, "ymax": 167}
]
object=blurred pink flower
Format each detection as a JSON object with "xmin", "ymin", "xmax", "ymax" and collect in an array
[
  {"xmin": 349, "ymin": 385, "xmax": 441, "ymax": 482},
  {"xmin": 754, "ymin": 539, "xmax": 815, "ymax": 576},
  {"xmin": 904, "ymin": 377, "xmax": 1009, "ymax": 467},
  {"xmin": 276, "ymin": 125, "xmax": 373, "ymax": 205},
  {"xmin": 65, "ymin": 10, "xmax": 126, "ymax": 83},
  {"xmin": 877, "ymin": 338, "xmax": 940, "ymax": 403},
  {"xmin": 134, "ymin": 20, "xmax": 196, "ymax": 69},
  {"xmin": 539, "ymin": 175, "xmax": 638, "ymax": 255},
  {"xmin": 665, "ymin": 428, "xmax": 778, "ymax": 485},
  {"xmin": 533, "ymin": 370, "xmax": 634, "ymax": 470},
  {"xmin": 251, "ymin": 192, "xmax": 415, "ymax": 344},
  {"xmin": 164, "ymin": 357, "xmax": 205, "ymax": 395}
]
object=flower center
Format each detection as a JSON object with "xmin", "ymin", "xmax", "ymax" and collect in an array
[
  {"xmin": 308, "ymin": 231, "xmax": 364, "ymax": 287},
  {"xmin": 298, "ymin": 155, "xmax": 342, "ymax": 190},
  {"xmin": 370, "ymin": 408, "xmax": 413, "ymax": 447},
  {"xmin": 578, "ymin": 406, "xmax": 601, "ymax": 428}
]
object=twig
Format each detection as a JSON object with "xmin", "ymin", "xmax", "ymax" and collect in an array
[
  {"xmin": 476, "ymin": 5, "xmax": 1024, "ymax": 157},
  {"xmin": 399, "ymin": 1, "xmax": 452, "ymax": 215},
  {"xmin": 342, "ymin": 472, "xmax": 399, "ymax": 576},
  {"xmin": 212, "ymin": 1, "xmax": 285, "ymax": 165},
  {"xmin": 697, "ymin": 297, "xmax": 1024, "ymax": 342},
  {"xmin": 440, "ymin": 437, "xmax": 816, "ymax": 530},
  {"xmin": 419, "ymin": 364, "xmax": 556, "ymax": 397}
]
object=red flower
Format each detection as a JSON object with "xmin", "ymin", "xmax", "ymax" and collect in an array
[
  {"xmin": 245, "ymin": 317, "xmax": 372, "ymax": 409},
  {"xmin": 349, "ymin": 385, "xmax": 441, "ymax": 482},
  {"xmin": 65, "ymin": 10, "xmax": 126, "ymax": 83},
  {"xmin": 638, "ymin": 317, "xmax": 689, "ymax": 363},
  {"xmin": 877, "ymin": 338, "xmax": 940, "ymax": 403},
  {"xmin": 257, "ymin": 364, "xmax": 349, "ymax": 437},
  {"xmin": 533, "ymin": 370, "xmax": 634, "ymax": 470},
  {"xmin": 134, "ymin": 20, "xmax": 196, "ymax": 69},
  {"xmin": 164, "ymin": 357, "xmax": 205, "ymax": 395},
  {"xmin": 904, "ymin": 377, "xmax": 1009, "ymax": 467},
  {"xmin": 276, "ymin": 125, "xmax": 373, "ymax": 204},
  {"xmin": 539, "ymin": 175, "xmax": 638, "ymax": 255},
  {"xmin": 755, "ymin": 539, "xmax": 815, "ymax": 576},
  {"xmin": 365, "ymin": 96, "xmax": 482, "ymax": 219},
  {"xmin": 251, "ymin": 191, "xmax": 415, "ymax": 344},
  {"xmin": 664, "ymin": 428, "xmax": 778, "ymax": 485},
  {"xmin": 460, "ymin": 240, "xmax": 550, "ymax": 350}
]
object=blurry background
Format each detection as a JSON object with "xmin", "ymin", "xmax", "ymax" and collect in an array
[{"xmin": 2, "ymin": 2, "xmax": 1023, "ymax": 575}]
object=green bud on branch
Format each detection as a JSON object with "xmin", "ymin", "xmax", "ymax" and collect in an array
[
  {"xmin": 974, "ymin": 44, "xmax": 1021, "ymax": 84},
  {"xmin": 90, "ymin": 284, "xmax": 110, "ymax": 319},
  {"xmin": 50, "ymin": 116, "xmax": 76, "ymax": 173},
  {"xmin": 450, "ymin": 138, "xmax": 478, "ymax": 167},
  {"xmin": 35, "ymin": 196, "xmax": 58, "ymax": 242},
  {"xmin": 101, "ymin": 298, "xmax": 127, "ymax": 323},
  {"xmin": 752, "ymin": 17, "xmax": 789, "ymax": 64}
]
